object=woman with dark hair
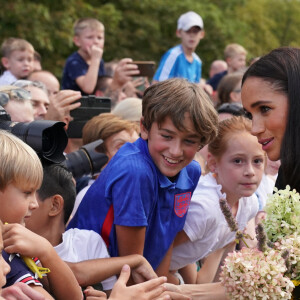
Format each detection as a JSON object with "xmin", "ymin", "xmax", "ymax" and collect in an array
[{"xmin": 241, "ymin": 47, "xmax": 300, "ymax": 192}]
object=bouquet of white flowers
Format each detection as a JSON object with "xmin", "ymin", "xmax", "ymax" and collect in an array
[
  {"xmin": 220, "ymin": 247, "xmax": 294, "ymax": 299},
  {"xmin": 219, "ymin": 187, "xmax": 300, "ymax": 299}
]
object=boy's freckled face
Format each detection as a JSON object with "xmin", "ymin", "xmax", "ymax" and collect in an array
[
  {"xmin": 0, "ymin": 183, "xmax": 38, "ymax": 226},
  {"xmin": 5, "ymin": 50, "xmax": 34, "ymax": 79},
  {"xmin": 141, "ymin": 113, "xmax": 201, "ymax": 178},
  {"xmin": 75, "ymin": 28, "xmax": 105, "ymax": 53}
]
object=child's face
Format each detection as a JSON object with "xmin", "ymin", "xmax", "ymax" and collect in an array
[
  {"xmin": 227, "ymin": 53, "xmax": 246, "ymax": 72},
  {"xmin": 141, "ymin": 113, "xmax": 201, "ymax": 178},
  {"xmin": 3, "ymin": 50, "xmax": 34, "ymax": 79},
  {"xmin": 24, "ymin": 195, "xmax": 48, "ymax": 236},
  {"xmin": 214, "ymin": 131, "xmax": 265, "ymax": 202},
  {"xmin": 177, "ymin": 26, "xmax": 204, "ymax": 52},
  {"xmin": 0, "ymin": 232, "xmax": 10, "ymax": 290},
  {"xmin": 75, "ymin": 28, "xmax": 105, "ymax": 54},
  {"xmin": 0, "ymin": 183, "xmax": 38, "ymax": 226}
]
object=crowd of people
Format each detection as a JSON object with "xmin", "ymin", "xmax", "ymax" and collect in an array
[{"xmin": 0, "ymin": 9, "xmax": 295, "ymax": 300}]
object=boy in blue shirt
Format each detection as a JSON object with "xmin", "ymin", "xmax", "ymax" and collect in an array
[
  {"xmin": 62, "ymin": 18, "xmax": 139, "ymax": 96},
  {"xmin": 68, "ymin": 78, "xmax": 218, "ymax": 281},
  {"xmin": 153, "ymin": 11, "xmax": 205, "ymax": 83}
]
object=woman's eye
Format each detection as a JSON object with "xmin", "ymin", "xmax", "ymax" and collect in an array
[
  {"xmin": 260, "ymin": 106, "xmax": 270, "ymax": 113},
  {"xmin": 162, "ymin": 135, "xmax": 171, "ymax": 140}
]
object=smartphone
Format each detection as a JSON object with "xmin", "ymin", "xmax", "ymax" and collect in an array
[
  {"xmin": 131, "ymin": 61, "xmax": 156, "ymax": 77},
  {"xmin": 67, "ymin": 96, "xmax": 111, "ymax": 138}
]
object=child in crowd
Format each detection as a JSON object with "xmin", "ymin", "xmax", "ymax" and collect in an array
[
  {"xmin": 207, "ymin": 43, "xmax": 247, "ymax": 91},
  {"xmin": 62, "ymin": 18, "xmax": 106, "ymax": 94},
  {"xmin": 68, "ymin": 78, "xmax": 219, "ymax": 282},
  {"xmin": 0, "ymin": 38, "xmax": 34, "ymax": 86},
  {"xmin": 170, "ymin": 116, "xmax": 265, "ymax": 284},
  {"xmin": 153, "ymin": 11, "xmax": 205, "ymax": 83},
  {"xmin": 62, "ymin": 18, "xmax": 139, "ymax": 95},
  {"xmin": 0, "ymin": 130, "xmax": 83, "ymax": 300},
  {"xmin": 216, "ymin": 71, "xmax": 244, "ymax": 107},
  {"xmin": 25, "ymin": 163, "xmax": 177, "ymax": 300}
]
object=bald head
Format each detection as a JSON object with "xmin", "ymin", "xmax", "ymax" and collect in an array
[
  {"xmin": 28, "ymin": 70, "xmax": 60, "ymax": 98},
  {"xmin": 209, "ymin": 60, "xmax": 228, "ymax": 78}
]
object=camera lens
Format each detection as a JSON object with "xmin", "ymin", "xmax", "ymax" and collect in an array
[{"xmin": 64, "ymin": 139, "xmax": 108, "ymax": 179}]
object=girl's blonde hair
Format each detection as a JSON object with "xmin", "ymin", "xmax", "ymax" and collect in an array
[
  {"xmin": 0, "ymin": 130, "xmax": 43, "ymax": 191},
  {"xmin": 208, "ymin": 116, "xmax": 252, "ymax": 159}
]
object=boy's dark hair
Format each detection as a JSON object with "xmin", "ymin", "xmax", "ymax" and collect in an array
[
  {"xmin": 142, "ymin": 78, "xmax": 218, "ymax": 147},
  {"xmin": 38, "ymin": 164, "xmax": 76, "ymax": 224},
  {"xmin": 242, "ymin": 46, "xmax": 300, "ymax": 192}
]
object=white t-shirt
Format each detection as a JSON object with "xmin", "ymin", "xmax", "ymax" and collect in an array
[
  {"xmin": 0, "ymin": 70, "xmax": 17, "ymax": 86},
  {"xmin": 170, "ymin": 173, "xmax": 259, "ymax": 270},
  {"xmin": 55, "ymin": 228, "xmax": 117, "ymax": 290}
]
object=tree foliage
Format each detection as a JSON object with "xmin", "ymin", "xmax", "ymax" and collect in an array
[{"xmin": 1, "ymin": 0, "xmax": 300, "ymax": 79}]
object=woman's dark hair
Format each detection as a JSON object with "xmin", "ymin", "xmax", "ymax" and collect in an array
[{"xmin": 242, "ymin": 47, "xmax": 300, "ymax": 191}]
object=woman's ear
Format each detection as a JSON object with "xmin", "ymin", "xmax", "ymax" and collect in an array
[
  {"xmin": 49, "ymin": 194, "xmax": 64, "ymax": 217},
  {"xmin": 207, "ymin": 152, "xmax": 218, "ymax": 173},
  {"xmin": 140, "ymin": 117, "xmax": 149, "ymax": 140}
]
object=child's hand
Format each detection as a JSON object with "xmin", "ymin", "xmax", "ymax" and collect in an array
[
  {"xmin": 109, "ymin": 264, "xmax": 168, "ymax": 300},
  {"xmin": 131, "ymin": 256, "xmax": 157, "ymax": 284},
  {"xmin": 83, "ymin": 286, "xmax": 107, "ymax": 300},
  {"xmin": 1, "ymin": 282, "xmax": 46, "ymax": 299},
  {"xmin": 2, "ymin": 223, "xmax": 50, "ymax": 259},
  {"xmin": 87, "ymin": 45, "xmax": 103, "ymax": 61}
]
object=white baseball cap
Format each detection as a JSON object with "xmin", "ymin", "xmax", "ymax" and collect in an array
[{"xmin": 177, "ymin": 11, "xmax": 204, "ymax": 31}]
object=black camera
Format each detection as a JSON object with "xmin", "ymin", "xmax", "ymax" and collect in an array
[
  {"xmin": 0, "ymin": 105, "xmax": 68, "ymax": 163},
  {"xmin": 67, "ymin": 96, "xmax": 111, "ymax": 138},
  {"xmin": 63, "ymin": 139, "xmax": 108, "ymax": 179}
]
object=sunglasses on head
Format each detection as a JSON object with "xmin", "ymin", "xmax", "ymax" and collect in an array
[{"xmin": 0, "ymin": 88, "xmax": 31, "ymax": 107}]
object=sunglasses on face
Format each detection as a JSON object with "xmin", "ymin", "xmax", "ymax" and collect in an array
[{"xmin": 0, "ymin": 88, "xmax": 31, "ymax": 107}]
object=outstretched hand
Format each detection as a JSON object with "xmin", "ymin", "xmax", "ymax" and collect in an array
[{"xmin": 109, "ymin": 264, "xmax": 168, "ymax": 300}]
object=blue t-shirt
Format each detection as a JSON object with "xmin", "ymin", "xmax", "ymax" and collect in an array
[
  {"xmin": 153, "ymin": 45, "xmax": 202, "ymax": 83},
  {"xmin": 68, "ymin": 138, "xmax": 201, "ymax": 270},
  {"xmin": 3, "ymin": 251, "xmax": 42, "ymax": 287},
  {"xmin": 61, "ymin": 52, "xmax": 105, "ymax": 94},
  {"xmin": 206, "ymin": 70, "xmax": 227, "ymax": 91}
]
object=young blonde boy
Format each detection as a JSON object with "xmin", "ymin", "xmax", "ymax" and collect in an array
[
  {"xmin": 68, "ymin": 78, "xmax": 219, "ymax": 283},
  {"xmin": 153, "ymin": 11, "xmax": 205, "ymax": 83},
  {"xmin": 62, "ymin": 18, "xmax": 105, "ymax": 95},
  {"xmin": 207, "ymin": 43, "xmax": 247, "ymax": 91},
  {"xmin": 0, "ymin": 38, "xmax": 34, "ymax": 86},
  {"xmin": 0, "ymin": 130, "xmax": 83, "ymax": 300}
]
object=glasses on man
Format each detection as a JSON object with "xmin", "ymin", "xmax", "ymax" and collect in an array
[{"xmin": 0, "ymin": 88, "xmax": 31, "ymax": 107}]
